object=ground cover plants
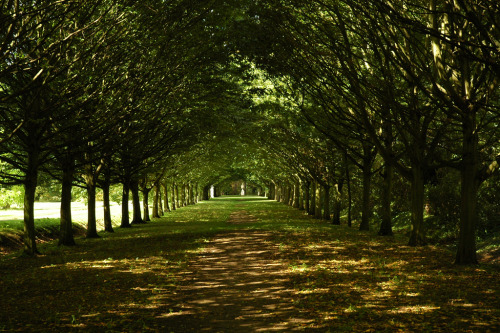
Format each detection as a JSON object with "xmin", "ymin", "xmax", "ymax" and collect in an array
[{"xmin": 0, "ymin": 196, "xmax": 498, "ymax": 332}]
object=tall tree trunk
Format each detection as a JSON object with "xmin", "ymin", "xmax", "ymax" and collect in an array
[
  {"xmin": 304, "ymin": 180, "xmax": 310, "ymax": 213},
  {"xmin": 102, "ymin": 179, "xmax": 114, "ymax": 232},
  {"xmin": 455, "ymin": 116, "xmax": 479, "ymax": 264},
  {"xmin": 86, "ymin": 174, "xmax": 99, "ymax": 238},
  {"xmin": 23, "ymin": 149, "xmax": 39, "ymax": 255},
  {"xmin": 274, "ymin": 183, "xmax": 279, "ymax": 201},
  {"xmin": 408, "ymin": 165, "xmax": 426, "ymax": 246},
  {"xmin": 120, "ymin": 180, "xmax": 131, "ymax": 228},
  {"xmin": 142, "ymin": 188, "xmax": 151, "ymax": 222},
  {"xmin": 359, "ymin": 152, "xmax": 374, "ymax": 231},
  {"xmin": 315, "ymin": 183, "xmax": 322, "ymax": 219},
  {"xmin": 171, "ymin": 183, "xmax": 176, "ymax": 210},
  {"xmin": 323, "ymin": 184, "xmax": 330, "ymax": 220},
  {"xmin": 379, "ymin": 162, "xmax": 394, "ymax": 236},
  {"xmin": 59, "ymin": 160, "xmax": 76, "ymax": 246},
  {"xmin": 175, "ymin": 184, "xmax": 180, "ymax": 208},
  {"xmin": 158, "ymin": 181, "xmax": 170, "ymax": 211},
  {"xmin": 309, "ymin": 181, "xmax": 316, "ymax": 216},
  {"xmin": 159, "ymin": 184, "xmax": 165, "ymax": 214},
  {"xmin": 299, "ymin": 181, "xmax": 305, "ymax": 210},
  {"xmin": 332, "ymin": 182, "xmax": 343, "ymax": 225},
  {"xmin": 189, "ymin": 183, "xmax": 195, "ymax": 205},
  {"xmin": 202, "ymin": 185, "xmax": 210, "ymax": 200},
  {"xmin": 130, "ymin": 179, "xmax": 144, "ymax": 224},
  {"xmin": 346, "ymin": 165, "xmax": 352, "ymax": 228},
  {"xmin": 181, "ymin": 184, "xmax": 187, "ymax": 206},
  {"xmin": 152, "ymin": 183, "xmax": 160, "ymax": 218}
]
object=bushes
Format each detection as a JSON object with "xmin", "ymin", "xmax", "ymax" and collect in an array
[{"xmin": 0, "ymin": 186, "xmax": 24, "ymax": 209}]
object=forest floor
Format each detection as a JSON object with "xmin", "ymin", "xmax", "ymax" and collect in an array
[{"xmin": 0, "ymin": 196, "xmax": 499, "ymax": 332}]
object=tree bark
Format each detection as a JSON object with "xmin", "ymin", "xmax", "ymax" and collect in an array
[
  {"xmin": 345, "ymin": 161, "xmax": 352, "ymax": 228},
  {"xmin": 379, "ymin": 162, "xmax": 394, "ymax": 236},
  {"xmin": 23, "ymin": 149, "xmax": 39, "ymax": 255},
  {"xmin": 152, "ymin": 183, "xmax": 160, "ymax": 218},
  {"xmin": 323, "ymin": 184, "xmax": 330, "ymax": 220},
  {"xmin": 120, "ymin": 180, "xmax": 131, "ymax": 228},
  {"xmin": 171, "ymin": 183, "xmax": 177, "ymax": 210},
  {"xmin": 299, "ymin": 181, "xmax": 305, "ymax": 210},
  {"xmin": 85, "ymin": 174, "xmax": 99, "ymax": 238},
  {"xmin": 59, "ymin": 160, "xmax": 76, "ymax": 246},
  {"xmin": 142, "ymin": 188, "xmax": 151, "ymax": 222},
  {"xmin": 315, "ymin": 183, "xmax": 322, "ymax": 219},
  {"xmin": 359, "ymin": 152, "xmax": 374, "ymax": 231},
  {"xmin": 408, "ymin": 165, "xmax": 426, "ymax": 246},
  {"xmin": 304, "ymin": 180, "xmax": 310, "ymax": 213},
  {"xmin": 102, "ymin": 179, "xmax": 114, "ymax": 232},
  {"xmin": 130, "ymin": 179, "xmax": 144, "ymax": 224},
  {"xmin": 332, "ymin": 182, "xmax": 343, "ymax": 225},
  {"xmin": 309, "ymin": 181, "xmax": 316, "ymax": 216},
  {"xmin": 189, "ymin": 183, "xmax": 195, "ymax": 205},
  {"xmin": 175, "ymin": 184, "xmax": 180, "ymax": 208},
  {"xmin": 202, "ymin": 185, "xmax": 210, "ymax": 200},
  {"xmin": 455, "ymin": 116, "xmax": 479, "ymax": 264},
  {"xmin": 159, "ymin": 184, "xmax": 165, "ymax": 214}
]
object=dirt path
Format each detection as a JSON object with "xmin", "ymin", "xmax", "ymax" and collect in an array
[{"xmin": 161, "ymin": 210, "xmax": 313, "ymax": 332}]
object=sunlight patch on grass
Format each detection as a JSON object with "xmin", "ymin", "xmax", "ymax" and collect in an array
[{"xmin": 388, "ymin": 305, "xmax": 440, "ymax": 314}]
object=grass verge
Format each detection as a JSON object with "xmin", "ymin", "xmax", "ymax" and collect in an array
[{"xmin": 0, "ymin": 196, "xmax": 498, "ymax": 332}]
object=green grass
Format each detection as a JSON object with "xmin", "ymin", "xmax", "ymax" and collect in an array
[{"xmin": 0, "ymin": 196, "xmax": 499, "ymax": 332}]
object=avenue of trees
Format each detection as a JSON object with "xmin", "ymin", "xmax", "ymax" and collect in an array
[{"xmin": 1, "ymin": 0, "xmax": 499, "ymax": 265}]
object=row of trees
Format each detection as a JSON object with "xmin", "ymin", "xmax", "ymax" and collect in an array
[
  {"xmin": 237, "ymin": 0, "xmax": 499, "ymax": 264},
  {"xmin": 1, "ymin": 0, "xmax": 498, "ymax": 266},
  {"xmin": 0, "ymin": 0, "xmax": 251, "ymax": 254}
]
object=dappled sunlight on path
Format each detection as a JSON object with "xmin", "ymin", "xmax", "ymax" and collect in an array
[{"xmin": 161, "ymin": 210, "xmax": 313, "ymax": 331}]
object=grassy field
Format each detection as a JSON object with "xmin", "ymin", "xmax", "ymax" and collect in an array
[
  {"xmin": 0, "ymin": 200, "xmax": 124, "ymax": 229},
  {"xmin": 0, "ymin": 196, "xmax": 498, "ymax": 332}
]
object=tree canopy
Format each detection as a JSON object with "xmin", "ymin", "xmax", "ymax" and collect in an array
[{"xmin": 1, "ymin": 0, "xmax": 499, "ymax": 265}]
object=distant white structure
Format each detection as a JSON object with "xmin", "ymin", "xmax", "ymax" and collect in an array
[{"xmin": 210, "ymin": 185, "xmax": 215, "ymax": 198}]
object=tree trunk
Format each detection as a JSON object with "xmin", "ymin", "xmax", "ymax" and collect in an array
[
  {"xmin": 130, "ymin": 179, "xmax": 144, "ymax": 224},
  {"xmin": 23, "ymin": 150, "xmax": 39, "ymax": 255},
  {"xmin": 379, "ymin": 162, "xmax": 394, "ymax": 236},
  {"xmin": 315, "ymin": 183, "xmax": 322, "ymax": 219},
  {"xmin": 202, "ymin": 185, "xmax": 210, "ymax": 200},
  {"xmin": 152, "ymin": 183, "xmax": 160, "ymax": 218},
  {"xmin": 332, "ymin": 182, "xmax": 343, "ymax": 225},
  {"xmin": 309, "ymin": 181, "xmax": 316, "ymax": 216},
  {"xmin": 171, "ymin": 183, "xmax": 176, "ymax": 210},
  {"xmin": 159, "ymin": 184, "xmax": 166, "ymax": 214},
  {"xmin": 59, "ymin": 160, "xmax": 76, "ymax": 246},
  {"xmin": 102, "ymin": 179, "xmax": 114, "ymax": 232},
  {"xmin": 304, "ymin": 180, "xmax": 310, "ymax": 213},
  {"xmin": 344, "ymin": 156, "xmax": 352, "ymax": 227},
  {"xmin": 120, "ymin": 180, "xmax": 131, "ymax": 228},
  {"xmin": 359, "ymin": 154, "xmax": 374, "ymax": 231},
  {"xmin": 181, "ymin": 184, "xmax": 187, "ymax": 206},
  {"xmin": 85, "ymin": 174, "xmax": 99, "ymax": 238},
  {"xmin": 408, "ymin": 165, "xmax": 426, "ymax": 246},
  {"xmin": 299, "ymin": 181, "xmax": 305, "ymax": 210},
  {"xmin": 158, "ymin": 183, "xmax": 164, "ymax": 216},
  {"xmin": 175, "ymin": 184, "xmax": 180, "ymax": 208},
  {"xmin": 455, "ymin": 117, "xmax": 479, "ymax": 264},
  {"xmin": 142, "ymin": 188, "xmax": 151, "ymax": 222},
  {"xmin": 323, "ymin": 184, "xmax": 330, "ymax": 220},
  {"xmin": 189, "ymin": 184, "xmax": 195, "ymax": 205}
]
